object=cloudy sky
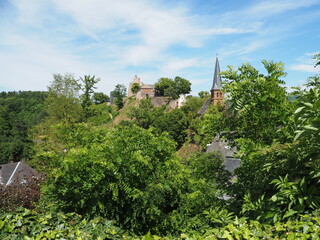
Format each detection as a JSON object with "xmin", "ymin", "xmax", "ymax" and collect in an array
[{"xmin": 0, "ymin": 0, "xmax": 319, "ymax": 95}]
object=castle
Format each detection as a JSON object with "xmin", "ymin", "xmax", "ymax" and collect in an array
[
  {"xmin": 127, "ymin": 75, "xmax": 155, "ymax": 99},
  {"xmin": 127, "ymin": 56, "xmax": 224, "ymax": 109}
]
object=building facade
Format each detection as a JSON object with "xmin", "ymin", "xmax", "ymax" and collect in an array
[{"xmin": 128, "ymin": 75, "xmax": 155, "ymax": 99}]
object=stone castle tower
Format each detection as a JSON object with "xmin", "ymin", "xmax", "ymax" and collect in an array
[
  {"xmin": 128, "ymin": 75, "xmax": 143, "ymax": 97},
  {"xmin": 211, "ymin": 56, "xmax": 224, "ymax": 105}
]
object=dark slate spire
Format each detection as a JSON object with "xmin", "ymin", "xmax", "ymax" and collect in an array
[{"xmin": 211, "ymin": 56, "xmax": 222, "ymax": 90}]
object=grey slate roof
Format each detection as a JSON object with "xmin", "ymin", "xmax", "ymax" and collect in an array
[
  {"xmin": 198, "ymin": 98, "xmax": 211, "ymax": 115},
  {"xmin": 0, "ymin": 162, "xmax": 38, "ymax": 186},
  {"xmin": 211, "ymin": 56, "xmax": 222, "ymax": 90},
  {"xmin": 206, "ymin": 135, "xmax": 241, "ymax": 173}
]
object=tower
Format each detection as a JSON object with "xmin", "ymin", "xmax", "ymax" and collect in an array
[
  {"xmin": 128, "ymin": 75, "xmax": 143, "ymax": 97},
  {"xmin": 211, "ymin": 56, "xmax": 224, "ymax": 105}
]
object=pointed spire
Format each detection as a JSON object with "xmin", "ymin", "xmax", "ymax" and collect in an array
[{"xmin": 211, "ymin": 56, "xmax": 222, "ymax": 90}]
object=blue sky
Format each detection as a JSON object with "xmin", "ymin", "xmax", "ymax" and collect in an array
[{"xmin": 0, "ymin": 0, "xmax": 319, "ymax": 95}]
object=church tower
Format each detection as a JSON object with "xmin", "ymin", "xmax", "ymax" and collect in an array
[{"xmin": 211, "ymin": 56, "xmax": 224, "ymax": 105}]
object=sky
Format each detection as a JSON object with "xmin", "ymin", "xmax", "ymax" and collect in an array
[{"xmin": 0, "ymin": 0, "xmax": 319, "ymax": 95}]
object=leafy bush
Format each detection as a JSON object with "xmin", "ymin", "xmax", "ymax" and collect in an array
[
  {"xmin": 0, "ymin": 208, "xmax": 129, "ymax": 239},
  {"xmin": 2, "ymin": 208, "xmax": 320, "ymax": 239},
  {"xmin": 0, "ymin": 174, "xmax": 44, "ymax": 211},
  {"xmin": 42, "ymin": 125, "xmax": 186, "ymax": 234}
]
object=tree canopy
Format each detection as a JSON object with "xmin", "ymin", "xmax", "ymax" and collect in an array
[
  {"xmin": 80, "ymin": 75, "xmax": 100, "ymax": 119},
  {"xmin": 111, "ymin": 84, "xmax": 127, "ymax": 109},
  {"xmin": 3, "ymin": 55, "xmax": 320, "ymax": 238},
  {"xmin": 220, "ymin": 60, "xmax": 292, "ymax": 146},
  {"xmin": 154, "ymin": 76, "xmax": 191, "ymax": 99}
]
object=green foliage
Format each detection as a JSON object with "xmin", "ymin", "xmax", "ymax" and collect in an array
[
  {"xmin": 80, "ymin": 75, "xmax": 100, "ymax": 119},
  {"xmin": 204, "ymin": 207, "xmax": 235, "ymax": 227},
  {"xmin": 220, "ymin": 60, "xmax": 293, "ymax": 146},
  {"xmin": 180, "ymin": 95, "xmax": 206, "ymax": 120},
  {"xmin": 294, "ymin": 76, "xmax": 320, "ymax": 144},
  {"xmin": 198, "ymin": 91, "xmax": 210, "ymax": 98},
  {"xmin": 93, "ymin": 92, "xmax": 110, "ymax": 104},
  {"xmin": 194, "ymin": 212, "xmax": 320, "ymax": 239},
  {"xmin": 43, "ymin": 125, "xmax": 185, "ymax": 234},
  {"xmin": 152, "ymin": 108, "xmax": 189, "ymax": 148},
  {"xmin": 190, "ymin": 105, "xmax": 224, "ymax": 149},
  {"xmin": 3, "ymin": 209, "xmax": 320, "ymax": 239},
  {"xmin": 128, "ymin": 99, "xmax": 189, "ymax": 148},
  {"xmin": 128, "ymin": 98, "xmax": 165, "ymax": 129},
  {"xmin": 9, "ymin": 56, "xmax": 320, "ymax": 237},
  {"xmin": 45, "ymin": 73, "xmax": 82, "ymax": 123},
  {"xmin": 31, "ymin": 123, "xmax": 95, "ymax": 172},
  {"xmin": 111, "ymin": 84, "xmax": 127, "ymax": 109},
  {"xmin": 154, "ymin": 76, "xmax": 191, "ymax": 99},
  {"xmin": 131, "ymin": 83, "xmax": 141, "ymax": 94},
  {"xmin": 188, "ymin": 152, "xmax": 230, "ymax": 189},
  {"xmin": 0, "ymin": 208, "xmax": 129, "ymax": 239},
  {"xmin": 87, "ymin": 103, "xmax": 117, "ymax": 125},
  {"xmin": 232, "ymin": 71, "xmax": 320, "ymax": 223},
  {"xmin": 0, "ymin": 91, "xmax": 47, "ymax": 163}
]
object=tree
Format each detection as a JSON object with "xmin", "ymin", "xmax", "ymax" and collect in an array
[
  {"xmin": 154, "ymin": 77, "xmax": 174, "ymax": 97},
  {"xmin": 198, "ymin": 91, "xmax": 210, "ymax": 98},
  {"xmin": 43, "ymin": 125, "xmax": 185, "ymax": 234},
  {"xmin": 93, "ymin": 92, "xmax": 110, "ymax": 104},
  {"xmin": 131, "ymin": 83, "xmax": 141, "ymax": 95},
  {"xmin": 45, "ymin": 73, "xmax": 82, "ymax": 123},
  {"xmin": 220, "ymin": 60, "xmax": 292, "ymax": 146},
  {"xmin": 152, "ymin": 108, "xmax": 189, "ymax": 148},
  {"xmin": 174, "ymin": 76, "xmax": 191, "ymax": 96},
  {"xmin": 128, "ymin": 98, "xmax": 165, "ymax": 129},
  {"xmin": 80, "ymin": 75, "xmax": 100, "ymax": 119},
  {"xmin": 154, "ymin": 76, "xmax": 191, "ymax": 99},
  {"xmin": 0, "ymin": 91, "xmax": 47, "ymax": 163},
  {"xmin": 111, "ymin": 84, "xmax": 127, "ymax": 109},
  {"xmin": 181, "ymin": 95, "xmax": 207, "ymax": 119}
]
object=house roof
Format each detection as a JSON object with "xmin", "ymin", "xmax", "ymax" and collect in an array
[
  {"xmin": 141, "ymin": 84, "xmax": 154, "ymax": 89},
  {"xmin": 198, "ymin": 98, "xmax": 211, "ymax": 115},
  {"xmin": 206, "ymin": 135, "xmax": 241, "ymax": 173},
  {"xmin": 0, "ymin": 162, "xmax": 38, "ymax": 186},
  {"xmin": 211, "ymin": 56, "xmax": 222, "ymax": 90}
]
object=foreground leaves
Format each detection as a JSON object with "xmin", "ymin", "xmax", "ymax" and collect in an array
[{"xmin": 2, "ymin": 209, "xmax": 320, "ymax": 239}]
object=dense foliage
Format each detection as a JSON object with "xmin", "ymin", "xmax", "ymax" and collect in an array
[
  {"xmin": 111, "ymin": 84, "xmax": 127, "ymax": 109},
  {"xmin": 128, "ymin": 98, "xmax": 189, "ymax": 148},
  {"xmin": 2, "ymin": 209, "xmax": 320, "ymax": 239},
  {"xmin": 40, "ymin": 124, "xmax": 228, "ymax": 234},
  {"xmin": 0, "ymin": 91, "xmax": 47, "ymax": 163},
  {"xmin": 0, "ymin": 208, "xmax": 129, "ymax": 240},
  {"xmin": 154, "ymin": 76, "xmax": 191, "ymax": 99},
  {"xmin": 2, "ymin": 55, "xmax": 320, "ymax": 238}
]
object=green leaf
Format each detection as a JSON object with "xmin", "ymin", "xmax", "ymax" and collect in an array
[
  {"xmin": 294, "ymin": 106, "xmax": 305, "ymax": 115},
  {"xmin": 283, "ymin": 209, "xmax": 297, "ymax": 219},
  {"xmin": 302, "ymin": 125, "xmax": 318, "ymax": 131},
  {"xmin": 303, "ymin": 102, "xmax": 313, "ymax": 108},
  {"xmin": 294, "ymin": 130, "xmax": 305, "ymax": 141}
]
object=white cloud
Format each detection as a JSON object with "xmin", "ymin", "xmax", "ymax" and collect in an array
[
  {"xmin": 290, "ymin": 64, "xmax": 319, "ymax": 73},
  {"xmin": 50, "ymin": 0, "xmax": 257, "ymax": 64},
  {"xmin": 161, "ymin": 58, "xmax": 199, "ymax": 73},
  {"xmin": 1, "ymin": 0, "xmax": 319, "ymax": 93},
  {"xmin": 289, "ymin": 52, "xmax": 320, "ymax": 73}
]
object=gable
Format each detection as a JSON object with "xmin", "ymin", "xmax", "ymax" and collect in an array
[{"xmin": 0, "ymin": 162, "xmax": 38, "ymax": 186}]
